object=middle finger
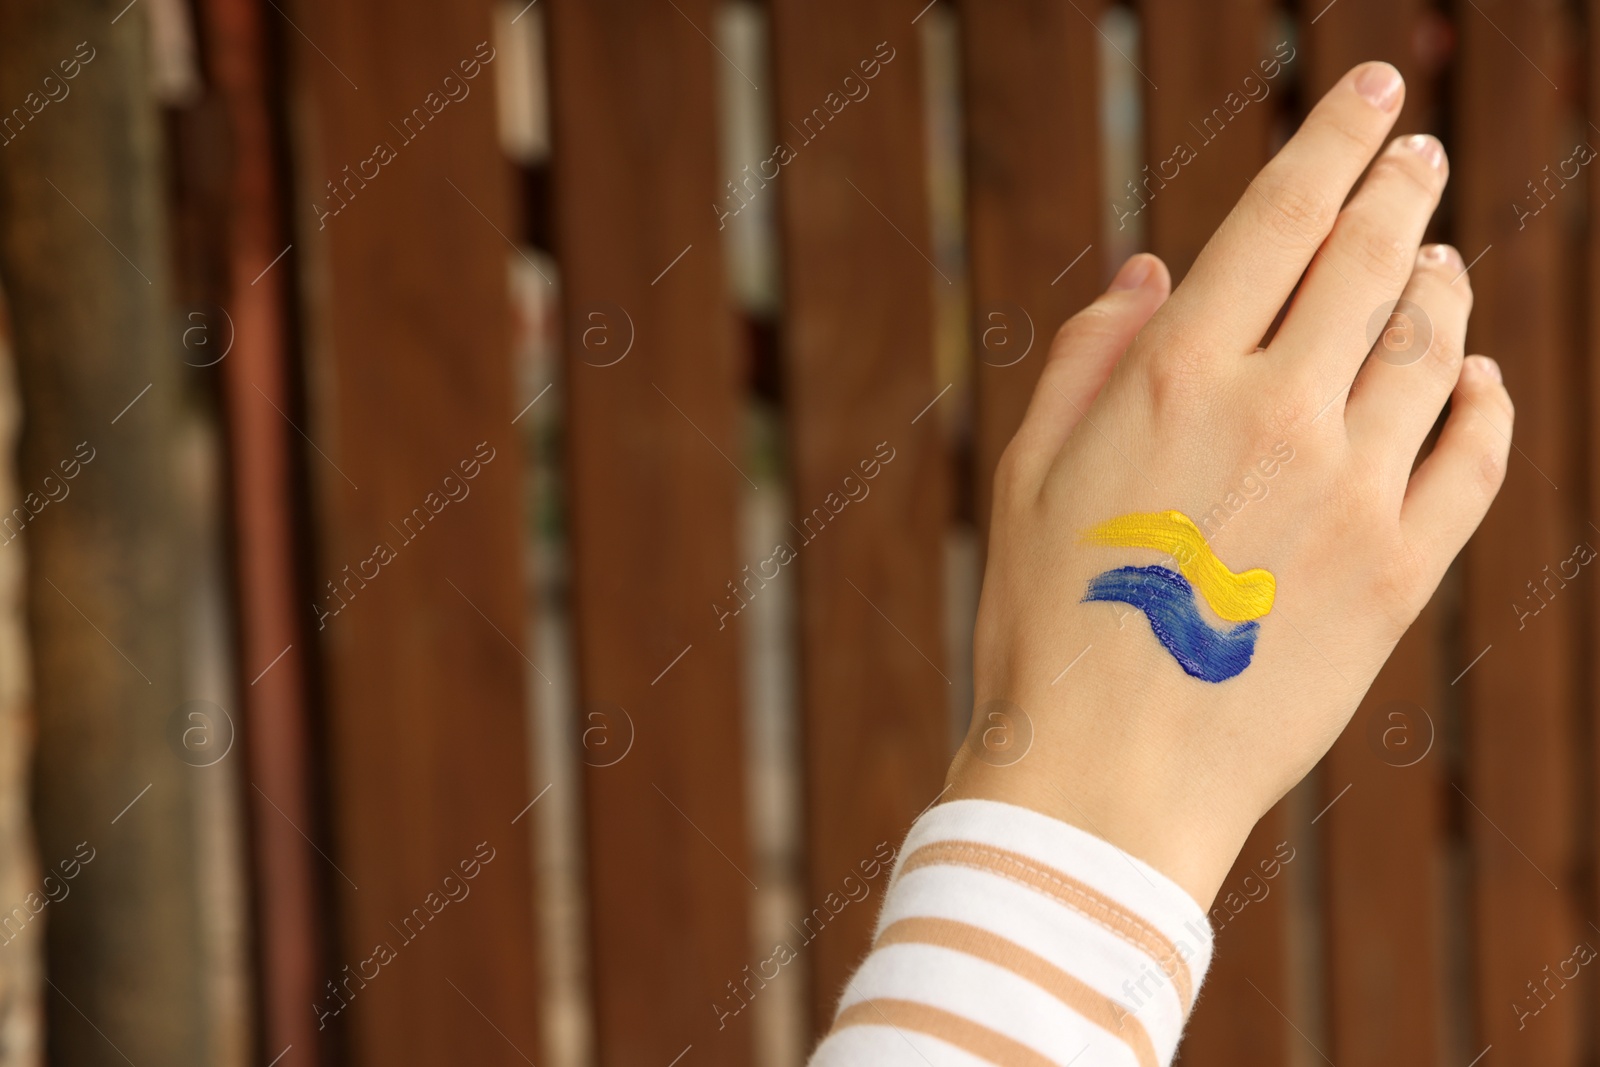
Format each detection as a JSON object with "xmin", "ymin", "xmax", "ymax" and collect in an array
[{"xmin": 1268, "ymin": 133, "xmax": 1448, "ymax": 411}]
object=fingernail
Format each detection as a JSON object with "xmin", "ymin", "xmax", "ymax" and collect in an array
[
  {"xmin": 1420, "ymin": 243, "xmax": 1462, "ymax": 268},
  {"xmin": 1355, "ymin": 63, "xmax": 1403, "ymax": 111},
  {"xmin": 1109, "ymin": 255, "xmax": 1152, "ymax": 292},
  {"xmin": 1467, "ymin": 355, "xmax": 1502, "ymax": 384},
  {"xmin": 1402, "ymin": 133, "xmax": 1444, "ymax": 169}
]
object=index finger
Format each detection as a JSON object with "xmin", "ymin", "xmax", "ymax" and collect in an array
[{"xmin": 1152, "ymin": 62, "xmax": 1405, "ymax": 358}]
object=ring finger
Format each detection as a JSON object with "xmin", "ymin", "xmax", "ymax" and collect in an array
[
  {"xmin": 1268, "ymin": 134, "xmax": 1448, "ymax": 410},
  {"xmin": 1345, "ymin": 243, "xmax": 1472, "ymax": 485}
]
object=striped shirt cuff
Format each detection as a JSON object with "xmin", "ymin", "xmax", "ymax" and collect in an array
[{"xmin": 809, "ymin": 799, "xmax": 1214, "ymax": 1066}]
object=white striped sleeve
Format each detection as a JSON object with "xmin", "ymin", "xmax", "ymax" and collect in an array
[{"xmin": 807, "ymin": 799, "xmax": 1215, "ymax": 1067}]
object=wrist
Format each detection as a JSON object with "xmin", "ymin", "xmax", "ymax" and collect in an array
[{"xmin": 944, "ymin": 713, "xmax": 1257, "ymax": 909}]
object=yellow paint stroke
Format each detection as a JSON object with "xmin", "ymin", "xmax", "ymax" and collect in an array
[{"xmin": 1083, "ymin": 510, "xmax": 1275, "ymax": 622}]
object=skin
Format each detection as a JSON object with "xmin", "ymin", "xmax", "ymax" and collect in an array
[{"xmin": 944, "ymin": 61, "xmax": 1513, "ymax": 909}]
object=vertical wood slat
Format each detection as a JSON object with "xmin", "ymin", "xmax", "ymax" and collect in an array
[
  {"xmin": 959, "ymin": 0, "xmax": 1106, "ymax": 541},
  {"xmin": 545, "ymin": 3, "xmax": 755, "ymax": 1064},
  {"xmin": 290, "ymin": 2, "xmax": 542, "ymax": 1062},
  {"xmin": 1135, "ymin": 5, "xmax": 1290, "ymax": 1064},
  {"xmin": 1300, "ymin": 8, "xmax": 1447, "ymax": 1065},
  {"xmin": 0, "ymin": 323, "xmax": 36, "ymax": 1064},
  {"xmin": 1177, "ymin": 824, "xmax": 1291, "ymax": 1064},
  {"xmin": 193, "ymin": 0, "xmax": 332, "ymax": 1062},
  {"xmin": 1592, "ymin": 0, "xmax": 1600, "ymax": 1045},
  {"xmin": 0, "ymin": 5, "xmax": 211, "ymax": 1063},
  {"xmin": 1138, "ymin": 0, "xmax": 1276, "ymax": 282},
  {"xmin": 1316, "ymin": 610, "xmax": 1447, "ymax": 1067},
  {"xmin": 767, "ymin": 0, "xmax": 952, "ymax": 1037},
  {"xmin": 1457, "ymin": 0, "xmax": 1581, "ymax": 1062}
]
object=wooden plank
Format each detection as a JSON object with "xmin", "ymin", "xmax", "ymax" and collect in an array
[
  {"xmin": 189, "ymin": 0, "xmax": 334, "ymax": 1062},
  {"xmin": 1315, "ymin": 614, "xmax": 1446, "ymax": 1065},
  {"xmin": 1179, "ymin": 820, "xmax": 1297, "ymax": 1064},
  {"xmin": 1299, "ymin": 7, "xmax": 1447, "ymax": 1064},
  {"xmin": 1591, "ymin": 0, "xmax": 1600, "ymax": 1045},
  {"xmin": 544, "ymin": 3, "xmax": 754, "ymax": 1064},
  {"xmin": 0, "ymin": 3, "xmax": 210, "ymax": 1063},
  {"xmin": 0, "ymin": 322, "xmax": 37, "ymax": 1064},
  {"xmin": 1456, "ymin": 1, "xmax": 1581, "ymax": 1062},
  {"xmin": 766, "ymin": 0, "xmax": 951, "ymax": 1037},
  {"xmin": 1134, "ymin": 5, "xmax": 1290, "ymax": 1063},
  {"xmin": 288, "ymin": 2, "xmax": 542, "ymax": 1063},
  {"xmin": 960, "ymin": 0, "xmax": 1105, "ymax": 541},
  {"xmin": 1303, "ymin": 0, "xmax": 1441, "ymax": 136},
  {"xmin": 1138, "ymin": 0, "xmax": 1276, "ymax": 283}
]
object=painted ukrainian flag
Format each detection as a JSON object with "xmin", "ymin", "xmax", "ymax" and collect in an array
[{"xmin": 1081, "ymin": 510, "xmax": 1274, "ymax": 683}]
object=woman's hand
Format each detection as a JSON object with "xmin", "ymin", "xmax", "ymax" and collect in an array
[{"xmin": 945, "ymin": 61, "xmax": 1513, "ymax": 909}]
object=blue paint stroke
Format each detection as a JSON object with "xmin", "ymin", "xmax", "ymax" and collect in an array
[{"xmin": 1084, "ymin": 565, "xmax": 1259, "ymax": 683}]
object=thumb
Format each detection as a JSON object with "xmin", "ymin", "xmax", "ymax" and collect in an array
[{"xmin": 1007, "ymin": 253, "xmax": 1171, "ymax": 473}]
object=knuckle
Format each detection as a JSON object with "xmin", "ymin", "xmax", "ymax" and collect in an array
[
  {"xmin": 1340, "ymin": 217, "xmax": 1413, "ymax": 283},
  {"xmin": 1404, "ymin": 310, "xmax": 1463, "ymax": 382},
  {"xmin": 1467, "ymin": 439, "xmax": 1509, "ymax": 501},
  {"xmin": 1253, "ymin": 177, "xmax": 1337, "ymax": 244},
  {"xmin": 1052, "ymin": 302, "xmax": 1116, "ymax": 352},
  {"xmin": 1423, "ymin": 335, "xmax": 1465, "ymax": 389},
  {"xmin": 1309, "ymin": 107, "xmax": 1376, "ymax": 157},
  {"xmin": 1370, "ymin": 541, "xmax": 1429, "ymax": 623},
  {"xmin": 992, "ymin": 439, "xmax": 1030, "ymax": 502},
  {"xmin": 1257, "ymin": 384, "xmax": 1315, "ymax": 438},
  {"xmin": 1158, "ymin": 338, "xmax": 1209, "ymax": 380},
  {"xmin": 1141, "ymin": 340, "xmax": 1211, "ymax": 415}
]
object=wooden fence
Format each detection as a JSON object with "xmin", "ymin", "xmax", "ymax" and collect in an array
[{"xmin": 16, "ymin": 0, "xmax": 1598, "ymax": 1064}]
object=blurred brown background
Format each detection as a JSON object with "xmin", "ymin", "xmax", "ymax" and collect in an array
[{"xmin": 0, "ymin": 0, "xmax": 1588, "ymax": 1064}]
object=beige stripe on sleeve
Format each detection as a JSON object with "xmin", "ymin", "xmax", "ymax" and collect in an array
[
  {"xmin": 874, "ymin": 917, "xmax": 1158, "ymax": 1067},
  {"xmin": 832, "ymin": 998, "xmax": 1059, "ymax": 1067},
  {"xmin": 899, "ymin": 840, "xmax": 1196, "ymax": 1014}
]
